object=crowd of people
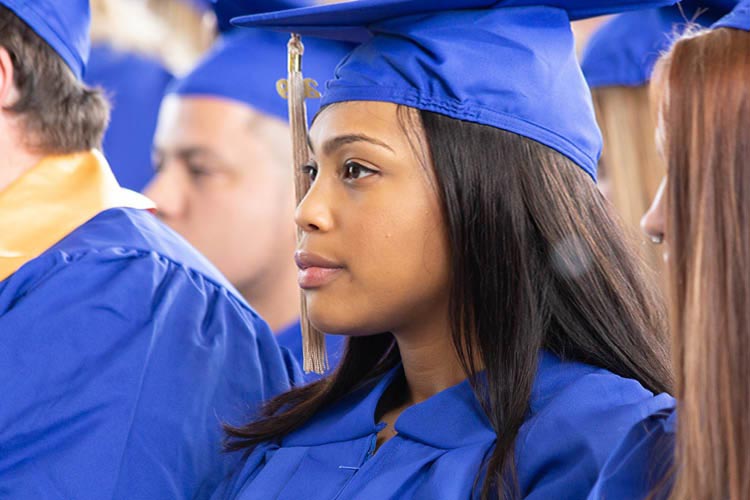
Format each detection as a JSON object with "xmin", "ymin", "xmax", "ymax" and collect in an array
[{"xmin": 0, "ymin": 0, "xmax": 748, "ymax": 499}]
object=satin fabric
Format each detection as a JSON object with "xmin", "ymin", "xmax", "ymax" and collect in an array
[
  {"xmin": 212, "ymin": 351, "xmax": 675, "ymax": 500},
  {"xmin": 0, "ymin": 153, "xmax": 301, "ymax": 499}
]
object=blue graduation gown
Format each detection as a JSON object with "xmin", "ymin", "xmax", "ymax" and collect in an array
[
  {"xmin": 212, "ymin": 351, "xmax": 675, "ymax": 499},
  {"xmin": 275, "ymin": 321, "xmax": 346, "ymax": 382},
  {"xmin": 0, "ymin": 207, "xmax": 301, "ymax": 499},
  {"xmin": 588, "ymin": 408, "xmax": 676, "ymax": 500},
  {"xmin": 85, "ymin": 44, "xmax": 173, "ymax": 191}
]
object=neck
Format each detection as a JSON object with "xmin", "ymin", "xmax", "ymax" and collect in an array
[
  {"xmin": 239, "ymin": 255, "xmax": 300, "ymax": 333},
  {"xmin": 0, "ymin": 142, "xmax": 44, "ymax": 193},
  {"xmin": 393, "ymin": 307, "xmax": 467, "ymax": 405}
]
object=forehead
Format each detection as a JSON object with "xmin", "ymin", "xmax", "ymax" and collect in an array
[
  {"xmin": 309, "ymin": 101, "xmax": 417, "ymax": 150},
  {"xmin": 154, "ymin": 95, "xmax": 258, "ymax": 149}
]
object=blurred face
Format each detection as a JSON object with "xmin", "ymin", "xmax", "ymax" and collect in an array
[
  {"xmin": 641, "ymin": 109, "xmax": 668, "ymax": 259},
  {"xmin": 146, "ymin": 95, "xmax": 296, "ymax": 293},
  {"xmin": 297, "ymin": 101, "xmax": 451, "ymax": 336}
]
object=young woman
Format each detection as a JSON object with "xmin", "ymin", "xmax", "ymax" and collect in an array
[
  {"xmin": 213, "ymin": 1, "xmax": 676, "ymax": 499},
  {"xmin": 590, "ymin": 3, "xmax": 750, "ymax": 499}
]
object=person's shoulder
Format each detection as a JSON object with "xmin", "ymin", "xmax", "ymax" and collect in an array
[
  {"xmin": 587, "ymin": 408, "xmax": 676, "ymax": 500},
  {"xmin": 59, "ymin": 207, "xmax": 240, "ymax": 291},
  {"xmin": 1, "ymin": 207, "xmax": 254, "ymax": 317},
  {"xmin": 514, "ymin": 351, "xmax": 675, "ymax": 498},
  {"xmin": 527, "ymin": 350, "xmax": 673, "ymax": 423}
]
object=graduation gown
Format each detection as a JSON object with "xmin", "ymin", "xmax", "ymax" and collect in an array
[
  {"xmin": 0, "ymin": 150, "xmax": 300, "ymax": 499},
  {"xmin": 587, "ymin": 408, "xmax": 676, "ymax": 500},
  {"xmin": 212, "ymin": 350, "xmax": 676, "ymax": 499},
  {"xmin": 275, "ymin": 321, "xmax": 346, "ymax": 382}
]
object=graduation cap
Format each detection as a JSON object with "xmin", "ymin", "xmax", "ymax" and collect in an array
[
  {"xmin": 582, "ymin": 1, "xmax": 738, "ymax": 88},
  {"xmin": 171, "ymin": 0, "xmax": 351, "ymax": 123},
  {"xmin": 231, "ymin": 0, "xmax": 678, "ymax": 373},
  {"xmin": 714, "ymin": 0, "xmax": 750, "ymax": 29},
  {"xmin": 0, "ymin": 0, "xmax": 90, "ymax": 79},
  {"xmin": 233, "ymin": 0, "xmax": 679, "ymax": 183}
]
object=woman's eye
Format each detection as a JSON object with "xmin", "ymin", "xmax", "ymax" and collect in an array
[
  {"xmin": 343, "ymin": 161, "xmax": 376, "ymax": 181},
  {"xmin": 301, "ymin": 163, "xmax": 318, "ymax": 181}
]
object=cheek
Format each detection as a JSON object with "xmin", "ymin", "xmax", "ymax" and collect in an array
[{"xmin": 307, "ymin": 192, "xmax": 450, "ymax": 335}]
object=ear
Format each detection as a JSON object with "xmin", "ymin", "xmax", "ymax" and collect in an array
[{"xmin": 0, "ymin": 47, "xmax": 16, "ymax": 108}]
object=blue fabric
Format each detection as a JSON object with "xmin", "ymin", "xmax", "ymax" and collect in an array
[
  {"xmin": 714, "ymin": 0, "xmax": 750, "ymax": 29},
  {"xmin": 0, "ymin": 0, "xmax": 89, "ymax": 79},
  {"xmin": 0, "ymin": 207, "xmax": 302, "ymax": 499},
  {"xmin": 211, "ymin": 0, "xmax": 309, "ymax": 34},
  {"xmin": 232, "ymin": 0, "xmax": 677, "ymax": 182},
  {"xmin": 588, "ymin": 408, "xmax": 677, "ymax": 500},
  {"xmin": 275, "ymin": 321, "xmax": 346, "ymax": 383},
  {"xmin": 211, "ymin": 351, "xmax": 676, "ymax": 500},
  {"xmin": 170, "ymin": 28, "xmax": 352, "ymax": 123},
  {"xmin": 85, "ymin": 44, "xmax": 173, "ymax": 192},
  {"xmin": 582, "ymin": 1, "xmax": 737, "ymax": 88}
]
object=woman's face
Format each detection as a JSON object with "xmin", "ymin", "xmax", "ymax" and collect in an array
[{"xmin": 296, "ymin": 101, "xmax": 451, "ymax": 336}]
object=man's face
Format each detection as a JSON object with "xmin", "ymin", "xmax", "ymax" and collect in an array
[{"xmin": 145, "ymin": 95, "xmax": 296, "ymax": 295}]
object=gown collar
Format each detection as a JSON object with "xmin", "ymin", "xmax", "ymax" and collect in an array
[
  {"xmin": 283, "ymin": 362, "xmax": 496, "ymax": 450},
  {"xmin": 0, "ymin": 150, "xmax": 154, "ymax": 281},
  {"xmin": 282, "ymin": 350, "xmax": 578, "ymax": 450}
]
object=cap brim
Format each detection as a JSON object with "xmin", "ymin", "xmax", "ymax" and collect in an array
[{"xmin": 232, "ymin": 0, "xmax": 679, "ymax": 40}]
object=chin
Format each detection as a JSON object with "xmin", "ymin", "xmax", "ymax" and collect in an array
[{"xmin": 306, "ymin": 300, "xmax": 383, "ymax": 337}]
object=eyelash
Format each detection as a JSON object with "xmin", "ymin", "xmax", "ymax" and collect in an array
[{"xmin": 300, "ymin": 160, "xmax": 378, "ymax": 183}]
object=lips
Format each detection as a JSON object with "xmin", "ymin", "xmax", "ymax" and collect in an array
[{"xmin": 294, "ymin": 250, "xmax": 344, "ymax": 289}]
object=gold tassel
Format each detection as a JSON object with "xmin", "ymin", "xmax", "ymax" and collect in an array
[{"xmin": 280, "ymin": 34, "xmax": 328, "ymax": 374}]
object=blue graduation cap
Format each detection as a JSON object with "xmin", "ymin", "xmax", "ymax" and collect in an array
[
  {"xmin": 232, "ymin": 0, "xmax": 678, "ymax": 182},
  {"xmin": 714, "ymin": 0, "xmax": 750, "ymax": 29},
  {"xmin": 170, "ymin": 0, "xmax": 351, "ymax": 122},
  {"xmin": 582, "ymin": 1, "xmax": 738, "ymax": 88},
  {"xmin": 0, "ymin": 0, "xmax": 90, "ymax": 80}
]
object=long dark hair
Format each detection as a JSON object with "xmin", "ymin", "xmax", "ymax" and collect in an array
[{"xmin": 226, "ymin": 108, "xmax": 673, "ymax": 499}]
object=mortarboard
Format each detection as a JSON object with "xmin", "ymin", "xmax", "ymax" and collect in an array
[
  {"xmin": 713, "ymin": 0, "xmax": 750, "ymax": 29},
  {"xmin": 582, "ymin": 1, "xmax": 738, "ymax": 88},
  {"xmin": 0, "ymin": 0, "xmax": 90, "ymax": 79},
  {"xmin": 232, "ymin": 0, "xmax": 680, "ymax": 182}
]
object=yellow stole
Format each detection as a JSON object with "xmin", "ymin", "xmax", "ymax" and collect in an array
[{"xmin": 0, "ymin": 150, "xmax": 155, "ymax": 282}]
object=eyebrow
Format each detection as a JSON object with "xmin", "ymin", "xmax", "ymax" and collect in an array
[{"xmin": 308, "ymin": 133, "xmax": 395, "ymax": 156}]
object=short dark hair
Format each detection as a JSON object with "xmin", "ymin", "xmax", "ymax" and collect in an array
[{"xmin": 0, "ymin": 6, "xmax": 110, "ymax": 154}]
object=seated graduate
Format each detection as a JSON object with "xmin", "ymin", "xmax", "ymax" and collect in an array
[
  {"xmin": 145, "ymin": 0, "xmax": 350, "ymax": 379},
  {"xmin": 207, "ymin": 1, "xmax": 679, "ymax": 499},
  {"xmin": 0, "ymin": 1, "xmax": 299, "ymax": 498},
  {"xmin": 590, "ymin": 2, "xmax": 750, "ymax": 499}
]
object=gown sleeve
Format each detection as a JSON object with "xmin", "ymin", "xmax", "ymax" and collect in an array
[
  {"xmin": 516, "ymin": 369, "xmax": 675, "ymax": 500},
  {"xmin": 0, "ymin": 247, "xmax": 296, "ymax": 499}
]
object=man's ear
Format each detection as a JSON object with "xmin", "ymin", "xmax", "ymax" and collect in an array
[{"xmin": 0, "ymin": 47, "xmax": 16, "ymax": 108}]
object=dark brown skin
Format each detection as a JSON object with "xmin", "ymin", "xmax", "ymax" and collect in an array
[{"xmin": 302, "ymin": 101, "xmax": 466, "ymax": 447}]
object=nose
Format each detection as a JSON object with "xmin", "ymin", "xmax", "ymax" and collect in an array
[
  {"xmin": 143, "ymin": 163, "xmax": 187, "ymax": 221},
  {"xmin": 295, "ymin": 178, "xmax": 334, "ymax": 234},
  {"xmin": 641, "ymin": 178, "xmax": 667, "ymax": 245}
]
